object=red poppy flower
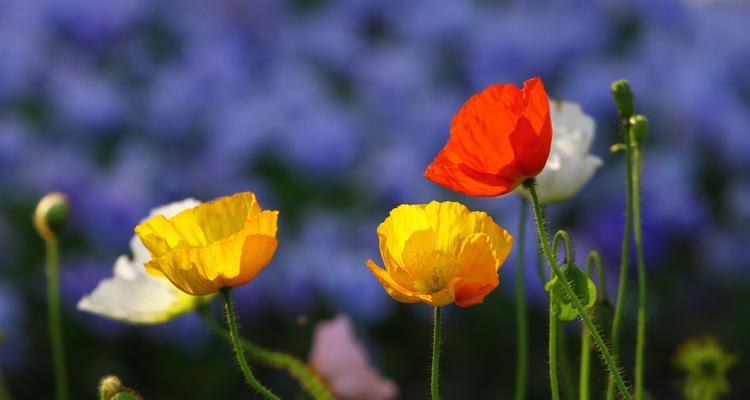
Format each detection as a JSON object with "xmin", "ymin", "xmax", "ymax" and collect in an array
[{"xmin": 425, "ymin": 77, "xmax": 552, "ymax": 197}]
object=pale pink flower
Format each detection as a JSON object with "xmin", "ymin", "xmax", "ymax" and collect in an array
[{"xmin": 309, "ymin": 315, "xmax": 398, "ymax": 400}]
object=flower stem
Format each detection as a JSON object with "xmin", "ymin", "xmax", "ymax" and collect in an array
[
  {"xmin": 221, "ymin": 288, "xmax": 281, "ymax": 400},
  {"xmin": 525, "ymin": 180, "xmax": 632, "ymax": 400},
  {"xmin": 514, "ymin": 199, "xmax": 528, "ymax": 400},
  {"xmin": 557, "ymin": 324, "xmax": 578, "ymax": 400},
  {"xmin": 607, "ymin": 112, "xmax": 635, "ymax": 400},
  {"xmin": 580, "ymin": 252, "xmax": 604, "ymax": 400},
  {"xmin": 632, "ymin": 139, "xmax": 647, "ymax": 399},
  {"xmin": 431, "ymin": 306, "xmax": 442, "ymax": 400},
  {"xmin": 549, "ymin": 297, "xmax": 560, "ymax": 400},
  {"xmin": 45, "ymin": 237, "xmax": 68, "ymax": 400},
  {"xmin": 579, "ymin": 324, "xmax": 591, "ymax": 400},
  {"xmin": 198, "ymin": 308, "xmax": 333, "ymax": 400}
]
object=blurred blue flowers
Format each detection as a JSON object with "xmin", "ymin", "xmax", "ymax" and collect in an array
[{"xmin": 1, "ymin": 0, "xmax": 749, "ymax": 340}]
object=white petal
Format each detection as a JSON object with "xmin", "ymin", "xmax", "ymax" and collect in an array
[
  {"xmin": 77, "ymin": 258, "xmax": 196, "ymax": 324},
  {"xmin": 78, "ymin": 198, "xmax": 209, "ymax": 324},
  {"xmin": 517, "ymin": 101, "xmax": 601, "ymax": 203}
]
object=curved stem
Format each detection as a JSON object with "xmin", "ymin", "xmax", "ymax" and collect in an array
[
  {"xmin": 198, "ymin": 308, "xmax": 333, "ymax": 400},
  {"xmin": 525, "ymin": 181, "xmax": 633, "ymax": 400},
  {"xmin": 514, "ymin": 199, "xmax": 528, "ymax": 400},
  {"xmin": 431, "ymin": 307, "xmax": 442, "ymax": 400},
  {"xmin": 45, "ymin": 237, "xmax": 68, "ymax": 400},
  {"xmin": 552, "ymin": 231, "xmax": 574, "ymax": 268},
  {"xmin": 586, "ymin": 251, "xmax": 608, "ymax": 301},
  {"xmin": 551, "ymin": 231, "xmax": 577, "ymax": 400},
  {"xmin": 221, "ymin": 288, "xmax": 281, "ymax": 400},
  {"xmin": 608, "ymin": 123, "xmax": 634, "ymax": 400},
  {"xmin": 549, "ymin": 298, "xmax": 560, "ymax": 400},
  {"xmin": 632, "ymin": 141, "xmax": 647, "ymax": 399}
]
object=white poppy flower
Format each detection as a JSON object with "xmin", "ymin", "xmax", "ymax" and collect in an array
[
  {"xmin": 518, "ymin": 100, "xmax": 603, "ymax": 204},
  {"xmin": 77, "ymin": 199, "xmax": 213, "ymax": 324}
]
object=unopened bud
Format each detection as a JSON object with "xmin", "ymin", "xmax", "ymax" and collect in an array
[
  {"xmin": 629, "ymin": 115, "xmax": 649, "ymax": 144},
  {"xmin": 33, "ymin": 192, "xmax": 69, "ymax": 241},
  {"xmin": 99, "ymin": 375, "xmax": 143, "ymax": 400},
  {"xmin": 611, "ymin": 79, "xmax": 634, "ymax": 120}
]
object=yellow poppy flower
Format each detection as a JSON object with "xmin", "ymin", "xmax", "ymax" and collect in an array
[
  {"xmin": 366, "ymin": 201, "xmax": 512, "ymax": 307},
  {"xmin": 134, "ymin": 192, "xmax": 278, "ymax": 296}
]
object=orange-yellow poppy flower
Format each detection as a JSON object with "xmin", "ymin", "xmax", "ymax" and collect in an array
[
  {"xmin": 366, "ymin": 201, "xmax": 512, "ymax": 307},
  {"xmin": 134, "ymin": 192, "xmax": 278, "ymax": 296},
  {"xmin": 425, "ymin": 77, "xmax": 552, "ymax": 197}
]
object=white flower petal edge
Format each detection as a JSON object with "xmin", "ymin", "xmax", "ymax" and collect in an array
[
  {"xmin": 77, "ymin": 198, "xmax": 212, "ymax": 324},
  {"xmin": 518, "ymin": 100, "xmax": 603, "ymax": 204}
]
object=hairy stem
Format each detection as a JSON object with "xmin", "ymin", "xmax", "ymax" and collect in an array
[
  {"xmin": 431, "ymin": 307, "xmax": 442, "ymax": 400},
  {"xmin": 221, "ymin": 288, "xmax": 281, "ymax": 400},
  {"xmin": 525, "ymin": 181, "xmax": 632, "ymax": 400},
  {"xmin": 199, "ymin": 308, "xmax": 333, "ymax": 400},
  {"xmin": 549, "ymin": 298, "xmax": 560, "ymax": 400}
]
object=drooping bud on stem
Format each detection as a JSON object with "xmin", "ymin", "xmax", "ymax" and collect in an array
[
  {"xmin": 611, "ymin": 80, "xmax": 634, "ymax": 120},
  {"xmin": 34, "ymin": 192, "xmax": 69, "ymax": 241},
  {"xmin": 629, "ymin": 115, "xmax": 649, "ymax": 144}
]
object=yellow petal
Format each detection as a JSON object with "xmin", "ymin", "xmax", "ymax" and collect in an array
[
  {"xmin": 365, "ymin": 260, "xmax": 421, "ymax": 304},
  {"xmin": 136, "ymin": 192, "xmax": 278, "ymax": 295},
  {"xmin": 453, "ymin": 233, "xmax": 502, "ymax": 307}
]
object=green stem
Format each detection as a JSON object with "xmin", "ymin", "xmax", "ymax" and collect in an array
[
  {"xmin": 580, "ymin": 252, "xmax": 603, "ymax": 400},
  {"xmin": 551, "ymin": 230, "xmax": 577, "ymax": 400},
  {"xmin": 45, "ymin": 237, "xmax": 68, "ymax": 400},
  {"xmin": 525, "ymin": 181, "xmax": 633, "ymax": 400},
  {"xmin": 587, "ymin": 251, "xmax": 608, "ymax": 301},
  {"xmin": 535, "ymin": 248, "xmax": 548, "ymax": 286},
  {"xmin": 549, "ymin": 298, "xmax": 560, "ymax": 400},
  {"xmin": 579, "ymin": 324, "xmax": 591, "ymax": 400},
  {"xmin": 632, "ymin": 140, "xmax": 647, "ymax": 399},
  {"xmin": 514, "ymin": 199, "xmax": 528, "ymax": 400},
  {"xmin": 431, "ymin": 307, "xmax": 442, "ymax": 400},
  {"xmin": 221, "ymin": 288, "xmax": 281, "ymax": 400},
  {"xmin": 199, "ymin": 308, "xmax": 333, "ymax": 400},
  {"xmin": 558, "ymin": 324, "xmax": 577, "ymax": 400},
  {"xmin": 608, "ymin": 121, "xmax": 634, "ymax": 400}
]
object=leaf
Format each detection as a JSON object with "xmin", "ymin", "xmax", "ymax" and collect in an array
[{"xmin": 544, "ymin": 265, "xmax": 597, "ymax": 322}]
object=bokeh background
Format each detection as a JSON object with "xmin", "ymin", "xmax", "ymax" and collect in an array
[{"xmin": 1, "ymin": 0, "xmax": 749, "ymax": 398}]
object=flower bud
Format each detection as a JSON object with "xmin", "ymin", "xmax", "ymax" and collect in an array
[
  {"xmin": 33, "ymin": 192, "xmax": 69, "ymax": 241},
  {"xmin": 99, "ymin": 375, "xmax": 142, "ymax": 400},
  {"xmin": 611, "ymin": 79, "xmax": 634, "ymax": 120},
  {"xmin": 629, "ymin": 115, "xmax": 648, "ymax": 144},
  {"xmin": 99, "ymin": 375, "xmax": 123, "ymax": 399}
]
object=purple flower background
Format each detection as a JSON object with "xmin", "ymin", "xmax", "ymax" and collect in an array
[{"xmin": 1, "ymin": 0, "xmax": 749, "ymax": 398}]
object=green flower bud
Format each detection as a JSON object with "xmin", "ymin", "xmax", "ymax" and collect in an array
[
  {"xmin": 611, "ymin": 79, "xmax": 634, "ymax": 120},
  {"xmin": 629, "ymin": 115, "xmax": 648, "ymax": 144},
  {"xmin": 99, "ymin": 375, "xmax": 124, "ymax": 399},
  {"xmin": 33, "ymin": 192, "xmax": 69, "ymax": 241},
  {"xmin": 99, "ymin": 375, "xmax": 143, "ymax": 400}
]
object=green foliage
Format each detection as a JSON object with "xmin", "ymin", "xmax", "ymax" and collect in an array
[{"xmin": 545, "ymin": 265, "xmax": 597, "ymax": 322}]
